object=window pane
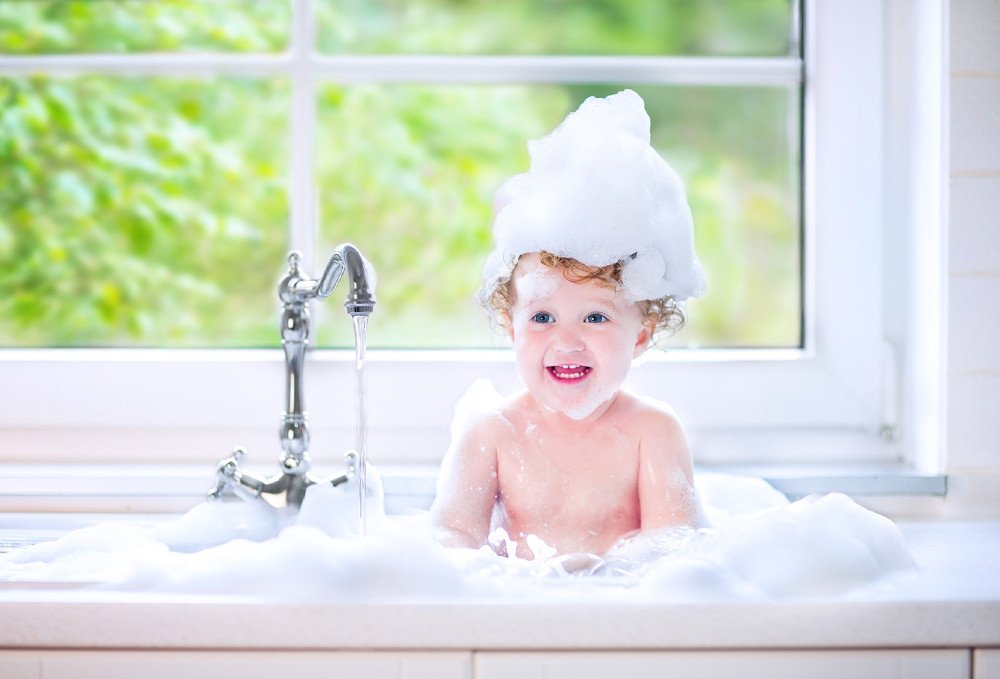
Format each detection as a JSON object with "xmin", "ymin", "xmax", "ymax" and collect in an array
[
  {"xmin": 0, "ymin": 76, "xmax": 289, "ymax": 347},
  {"xmin": 316, "ymin": 0, "xmax": 793, "ymax": 56},
  {"xmin": 0, "ymin": 0, "xmax": 290, "ymax": 54},
  {"xmin": 315, "ymin": 84, "xmax": 800, "ymax": 349}
]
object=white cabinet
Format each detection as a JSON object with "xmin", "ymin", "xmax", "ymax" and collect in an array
[
  {"xmin": 0, "ymin": 651, "xmax": 472, "ymax": 679},
  {"xmin": 0, "ymin": 653, "xmax": 39, "ymax": 679},
  {"xmin": 976, "ymin": 649, "xmax": 1000, "ymax": 679},
  {"xmin": 474, "ymin": 650, "xmax": 971, "ymax": 679},
  {"xmin": 0, "ymin": 649, "xmax": 981, "ymax": 679}
]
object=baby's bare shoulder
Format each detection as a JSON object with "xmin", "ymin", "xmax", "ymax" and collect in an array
[
  {"xmin": 617, "ymin": 391, "xmax": 686, "ymax": 439},
  {"xmin": 450, "ymin": 390, "xmax": 520, "ymax": 448},
  {"xmin": 619, "ymin": 390, "xmax": 680, "ymax": 426}
]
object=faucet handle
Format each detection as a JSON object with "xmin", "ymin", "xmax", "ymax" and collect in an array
[
  {"xmin": 231, "ymin": 446, "xmax": 247, "ymax": 465},
  {"xmin": 279, "ymin": 250, "xmax": 320, "ymax": 304},
  {"xmin": 321, "ymin": 450, "xmax": 358, "ymax": 488},
  {"xmin": 208, "ymin": 446, "xmax": 249, "ymax": 499},
  {"xmin": 218, "ymin": 446, "xmax": 247, "ymax": 476},
  {"xmin": 344, "ymin": 450, "xmax": 358, "ymax": 475}
]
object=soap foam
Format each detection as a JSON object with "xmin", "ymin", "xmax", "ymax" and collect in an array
[
  {"xmin": 0, "ymin": 471, "xmax": 915, "ymax": 600},
  {"xmin": 482, "ymin": 89, "xmax": 707, "ymax": 306},
  {"xmin": 512, "ymin": 265, "xmax": 560, "ymax": 309},
  {"xmin": 639, "ymin": 492, "xmax": 917, "ymax": 600}
]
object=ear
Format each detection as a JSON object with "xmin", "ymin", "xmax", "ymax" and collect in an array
[{"xmin": 632, "ymin": 320, "xmax": 653, "ymax": 358}]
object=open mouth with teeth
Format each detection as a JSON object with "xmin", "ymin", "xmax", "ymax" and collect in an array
[{"xmin": 547, "ymin": 364, "xmax": 592, "ymax": 382}]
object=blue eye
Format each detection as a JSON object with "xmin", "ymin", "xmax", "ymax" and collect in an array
[
  {"xmin": 531, "ymin": 312, "xmax": 555, "ymax": 324},
  {"xmin": 584, "ymin": 313, "xmax": 609, "ymax": 323}
]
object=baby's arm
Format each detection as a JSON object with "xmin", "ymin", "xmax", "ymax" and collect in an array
[
  {"xmin": 429, "ymin": 412, "xmax": 500, "ymax": 549},
  {"xmin": 637, "ymin": 405, "xmax": 703, "ymax": 530}
]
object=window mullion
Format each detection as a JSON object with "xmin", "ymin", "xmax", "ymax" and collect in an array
[
  {"xmin": 309, "ymin": 55, "xmax": 802, "ymax": 86},
  {"xmin": 0, "ymin": 55, "xmax": 800, "ymax": 87},
  {"xmin": 289, "ymin": 0, "xmax": 318, "ymax": 265},
  {"xmin": 0, "ymin": 53, "xmax": 291, "ymax": 76}
]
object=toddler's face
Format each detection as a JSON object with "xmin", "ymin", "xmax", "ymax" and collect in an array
[{"xmin": 507, "ymin": 254, "xmax": 651, "ymax": 420}]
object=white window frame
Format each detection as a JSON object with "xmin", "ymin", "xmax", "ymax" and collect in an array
[{"xmin": 0, "ymin": 0, "xmax": 946, "ymax": 479}]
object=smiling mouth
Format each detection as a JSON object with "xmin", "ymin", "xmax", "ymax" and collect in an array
[{"xmin": 547, "ymin": 364, "xmax": 592, "ymax": 382}]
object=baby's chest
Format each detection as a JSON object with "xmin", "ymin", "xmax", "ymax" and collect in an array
[{"xmin": 496, "ymin": 434, "xmax": 639, "ymax": 514}]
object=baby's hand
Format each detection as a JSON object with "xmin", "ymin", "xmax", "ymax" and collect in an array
[{"xmin": 543, "ymin": 552, "xmax": 606, "ymax": 576}]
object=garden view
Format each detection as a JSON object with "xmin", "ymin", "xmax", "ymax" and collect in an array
[{"xmin": 0, "ymin": 0, "xmax": 799, "ymax": 349}]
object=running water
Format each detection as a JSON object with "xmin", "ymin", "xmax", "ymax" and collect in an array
[{"xmin": 353, "ymin": 314, "xmax": 369, "ymax": 538}]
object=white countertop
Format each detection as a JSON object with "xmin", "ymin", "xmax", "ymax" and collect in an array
[{"xmin": 0, "ymin": 520, "xmax": 998, "ymax": 651}]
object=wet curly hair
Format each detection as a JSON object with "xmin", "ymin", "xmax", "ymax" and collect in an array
[{"xmin": 481, "ymin": 251, "xmax": 685, "ymax": 341}]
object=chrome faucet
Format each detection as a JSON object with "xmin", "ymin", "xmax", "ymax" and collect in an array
[{"xmin": 209, "ymin": 243, "xmax": 375, "ymax": 508}]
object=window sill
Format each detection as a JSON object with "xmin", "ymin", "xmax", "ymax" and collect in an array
[
  {"xmin": 0, "ymin": 462, "xmax": 947, "ymax": 516},
  {"xmin": 706, "ymin": 463, "xmax": 947, "ymax": 498}
]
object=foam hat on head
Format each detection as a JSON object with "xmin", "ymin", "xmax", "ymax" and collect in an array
[{"xmin": 482, "ymin": 89, "xmax": 707, "ymax": 304}]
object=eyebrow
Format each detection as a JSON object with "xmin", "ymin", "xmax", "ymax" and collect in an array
[{"xmin": 521, "ymin": 296, "xmax": 625, "ymax": 313}]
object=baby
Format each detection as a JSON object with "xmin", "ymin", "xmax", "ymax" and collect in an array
[{"xmin": 430, "ymin": 90, "xmax": 707, "ymax": 559}]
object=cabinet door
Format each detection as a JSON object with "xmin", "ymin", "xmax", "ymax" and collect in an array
[
  {"xmin": 0, "ymin": 651, "xmax": 471, "ymax": 679},
  {"xmin": 474, "ymin": 650, "xmax": 970, "ymax": 679},
  {"xmin": 976, "ymin": 649, "xmax": 1000, "ymax": 679},
  {"xmin": 0, "ymin": 652, "xmax": 41, "ymax": 679}
]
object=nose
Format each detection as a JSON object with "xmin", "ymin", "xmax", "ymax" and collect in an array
[{"xmin": 552, "ymin": 325, "xmax": 585, "ymax": 353}]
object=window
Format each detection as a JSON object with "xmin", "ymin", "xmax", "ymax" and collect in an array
[
  {"xmin": 0, "ymin": 1, "xmax": 930, "ymax": 478},
  {"xmin": 2, "ymin": 0, "xmax": 799, "ymax": 349}
]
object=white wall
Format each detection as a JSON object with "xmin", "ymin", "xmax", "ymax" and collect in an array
[{"xmin": 944, "ymin": 0, "xmax": 1000, "ymax": 516}]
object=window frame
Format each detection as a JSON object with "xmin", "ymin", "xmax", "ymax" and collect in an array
[{"xmin": 0, "ymin": 0, "xmax": 937, "ymax": 474}]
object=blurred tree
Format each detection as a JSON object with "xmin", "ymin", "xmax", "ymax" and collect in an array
[
  {"xmin": 0, "ymin": 0, "xmax": 289, "ymax": 54},
  {"xmin": 0, "ymin": 75, "xmax": 289, "ymax": 346},
  {"xmin": 0, "ymin": 0, "xmax": 799, "ymax": 349},
  {"xmin": 315, "ymin": 0, "xmax": 791, "ymax": 56},
  {"xmin": 315, "ymin": 83, "xmax": 799, "ymax": 349}
]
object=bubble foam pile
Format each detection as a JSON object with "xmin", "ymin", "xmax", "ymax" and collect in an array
[
  {"xmin": 0, "ymin": 472, "xmax": 917, "ymax": 601},
  {"xmin": 482, "ymin": 89, "xmax": 707, "ymax": 305}
]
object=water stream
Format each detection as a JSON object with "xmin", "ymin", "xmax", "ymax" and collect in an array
[{"xmin": 353, "ymin": 314, "xmax": 369, "ymax": 538}]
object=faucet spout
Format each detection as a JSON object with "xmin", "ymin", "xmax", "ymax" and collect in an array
[{"xmin": 315, "ymin": 243, "xmax": 376, "ymax": 316}]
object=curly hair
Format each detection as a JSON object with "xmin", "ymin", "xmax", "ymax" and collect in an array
[{"xmin": 481, "ymin": 251, "xmax": 685, "ymax": 340}]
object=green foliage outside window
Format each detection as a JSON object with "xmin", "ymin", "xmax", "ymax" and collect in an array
[
  {"xmin": 315, "ymin": 0, "xmax": 791, "ymax": 56},
  {"xmin": 315, "ymin": 84, "xmax": 799, "ymax": 348},
  {"xmin": 0, "ymin": 75, "xmax": 289, "ymax": 346},
  {"xmin": 0, "ymin": 0, "xmax": 799, "ymax": 349},
  {"xmin": 0, "ymin": 0, "xmax": 290, "ymax": 54}
]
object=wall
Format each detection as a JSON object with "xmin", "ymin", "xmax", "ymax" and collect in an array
[{"xmin": 945, "ymin": 0, "xmax": 1000, "ymax": 516}]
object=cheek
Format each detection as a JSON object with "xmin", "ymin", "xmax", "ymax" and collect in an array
[
  {"xmin": 512, "ymin": 329, "xmax": 543, "ymax": 360},
  {"xmin": 596, "ymin": 329, "xmax": 641, "ymax": 367}
]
